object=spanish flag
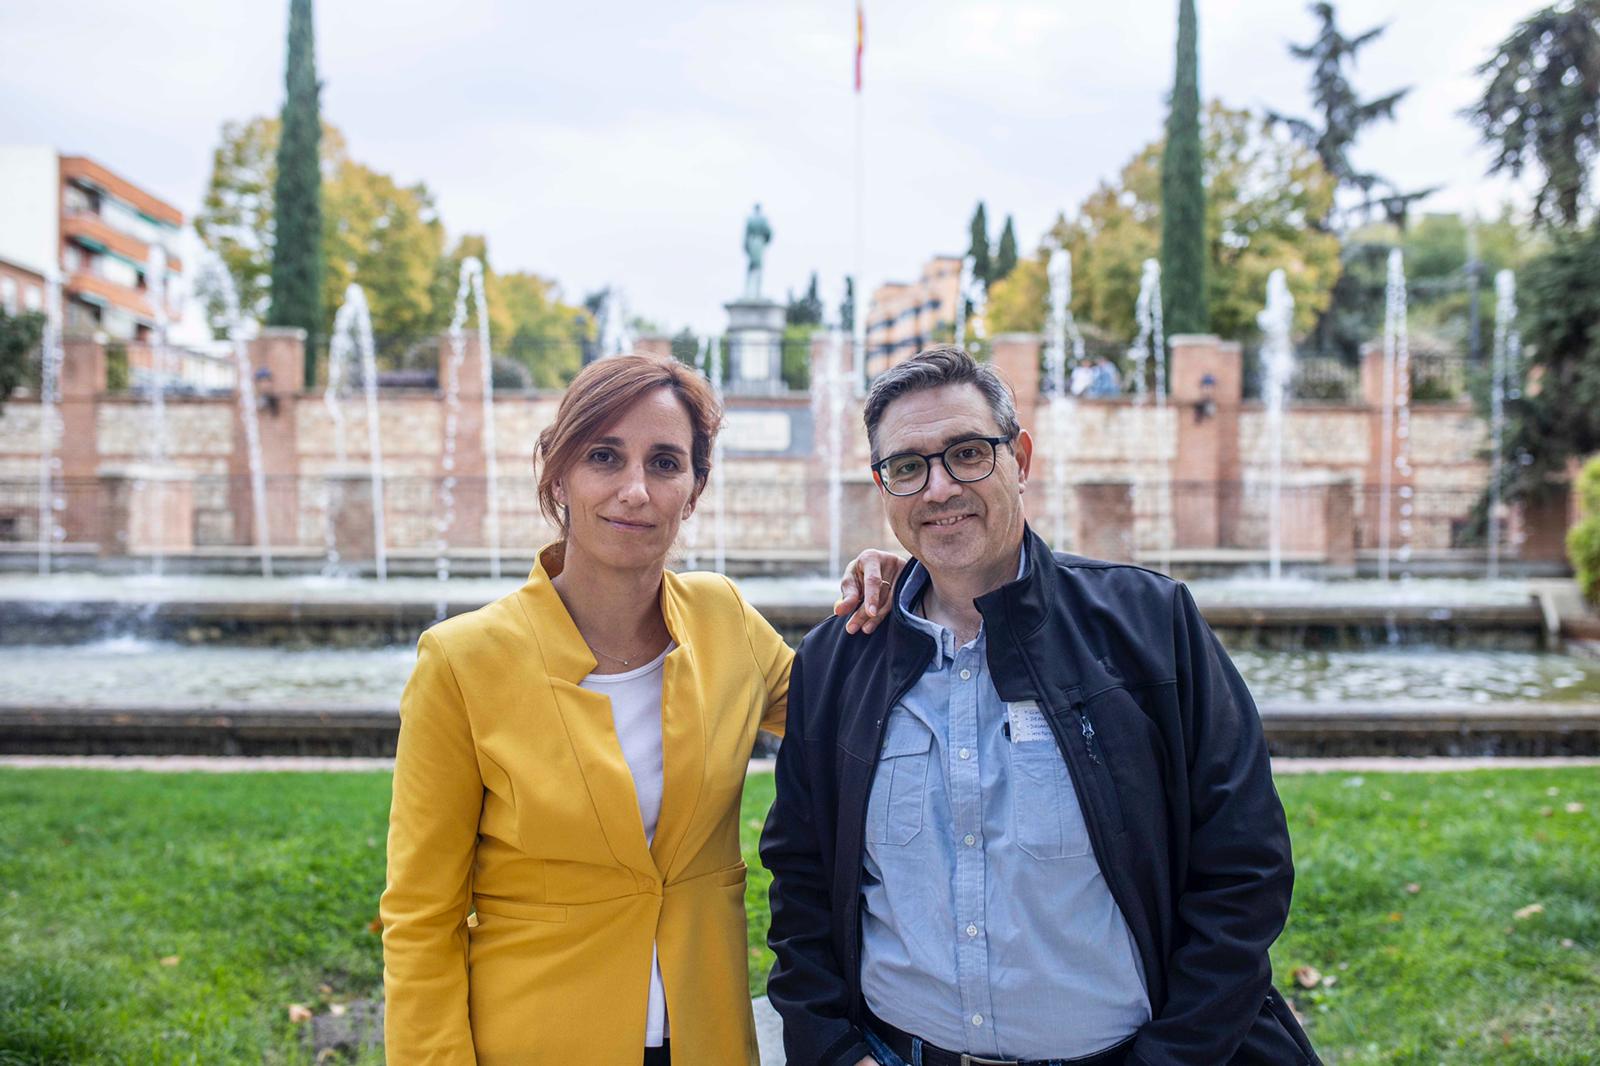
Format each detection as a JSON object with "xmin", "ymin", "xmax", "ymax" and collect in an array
[{"xmin": 854, "ymin": 2, "xmax": 865, "ymax": 92}]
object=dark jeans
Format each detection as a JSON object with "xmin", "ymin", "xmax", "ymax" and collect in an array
[{"xmin": 642, "ymin": 1041, "xmax": 670, "ymax": 1065}]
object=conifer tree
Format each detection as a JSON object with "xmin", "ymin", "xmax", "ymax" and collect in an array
[
  {"xmin": 267, "ymin": 0, "xmax": 325, "ymax": 387},
  {"xmin": 967, "ymin": 202, "xmax": 992, "ymax": 289},
  {"xmin": 994, "ymin": 216, "xmax": 1019, "ymax": 283},
  {"xmin": 1160, "ymin": 0, "xmax": 1208, "ymax": 334}
]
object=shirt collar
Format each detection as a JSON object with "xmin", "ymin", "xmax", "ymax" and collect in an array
[{"xmin": 897, "ymin": 540, "xmax": 1028, "ymax": 666}]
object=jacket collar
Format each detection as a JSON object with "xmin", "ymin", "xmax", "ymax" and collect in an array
[{"xmin": 515, "ymin": 541, "xmax": 696, "ymax": 683}]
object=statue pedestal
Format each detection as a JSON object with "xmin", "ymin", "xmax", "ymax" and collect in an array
[{"xmin": 723, "ymin": 299, "xmax": 786, "ymax": 395}]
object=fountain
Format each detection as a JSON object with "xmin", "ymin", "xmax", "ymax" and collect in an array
[
  {"xmin": 448, "ymin": 258, "xmax": 500, "ymax": 580},
  {"xmin": 1043, "ymin": 249, "xmax": 1083, "ymax": 550},
  {"xmin": 1128, "ymin": 258, "xmax": 1171, "ymax": 570},
  {"xmin": 1488, "ymin": 269, "xmax": 1522, "ymax": 579},
  {"xmin": 597, "ymin": 287, "xmax": 633, "ymax": 359},
  {"xmin": 819, "ymin": 326, "xmax": 846, "ymax": 578},
  {"xmin": 325, "ymin": 283, "xmax": 389, "ymax": 581},
  {"xmin": 195, "ymin": 255, "xmax": 274, "ymax": 578},
  {"xmin": 34, "ymin": 274, "xmax": 66, "ymax": 576},
  {"xmin": 144, "ymin": 247, "xmax": 172, "ymax": 576},
  {"xmin": 954, "ymin": 256, "xmax": 974, "ymax": 351},
  {"xmin": 1258, "ymin": 269, "xmax": 1296, "ymax": 582},
  {"xmin": 1377, "ymin": 249, "xmax": 1413, "ymax": 581}
]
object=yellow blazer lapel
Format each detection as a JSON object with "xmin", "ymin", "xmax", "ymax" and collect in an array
[
  {"xmin": 515, "ymin": 545, "xmax": 657, "ymax": 883},
  {"xmin": 650, "ymin": 570, "xmax": 708, "ymax": 880}
]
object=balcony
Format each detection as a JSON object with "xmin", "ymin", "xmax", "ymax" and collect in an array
[
  {"xmin": 67, "ymin": 271, "xmax": 154, "ymax": 323},
  {"xmin": 63, "ymin": 212, "xmax": 182, "ymax": 273},
  {"xmin": 60, "ymin": 156, "xmax": 184, "ymax": 229}
]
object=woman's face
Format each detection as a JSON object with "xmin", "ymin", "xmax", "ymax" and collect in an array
[{"xmin": 556, "ymin": 387, "xmax": 700, "ymax": 573}]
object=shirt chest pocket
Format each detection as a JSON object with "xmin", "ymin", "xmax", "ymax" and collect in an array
[
  {"xmin": 1007, "ymin": 718, "xmax": 1091, "ymax": 860},
  {"xmin": 867, "ymin": 712, "xmax": 933, "ymax": 847}
]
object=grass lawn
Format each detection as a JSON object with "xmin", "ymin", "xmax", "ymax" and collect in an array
[{"xmin": 0, "ymin": 766, "xmax": 1595, "ymax": 1064}]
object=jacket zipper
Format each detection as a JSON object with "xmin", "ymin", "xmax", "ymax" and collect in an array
[{"xmin": 1080, "ymin": 707, "xmax": 1102, "ymax": 764}]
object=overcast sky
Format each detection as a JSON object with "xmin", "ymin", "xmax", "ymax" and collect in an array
[{"xmin": 0, "ymin": 0, "xmax": 1539, "ymax": 335}]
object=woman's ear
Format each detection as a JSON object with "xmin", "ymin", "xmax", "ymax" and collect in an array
[{"xmin": 553, "ymin": 480, "xmax": 567, "ymax": 506}]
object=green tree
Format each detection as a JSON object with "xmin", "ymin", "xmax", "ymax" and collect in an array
[
  {"xmin": 1001, "ymin": 104, "xmax": 1338, "ymax": 342},
  {"xmin": 267, "ymin": 0, "xmax": 325, "ymax": 387},
  {"xmin": 967, "ymin": 203, "xmax": 992, "ymax": 288},
  {"xmin": 1466, "ymin": 0, "xmax": 1600, "ymax": 229},
  {"xmin": 323, "ymin": 161, "xmax": 444, "ymax": 347},
  {"xmin": 1499, "ymin": 220, "xmax": 1600, "ymax": 502},
  {"xmin": 195, "ymin": 118, "xmax": 347, "ymax": 333},
  {"xmin": 1161, "ymin": 0, "xmax": 1208, "ymax": 334},
  {"xmin": 0, "ymin": 308, "xmax": 44, "ymax": 414},
  {"xmin": 786, "ymin": 272, "xmax": 824, "ymax": 327},
  {"xmin": 495, "ymin": 270, "xmax": 587, "ymax": 388},
  {"xmin": 1268, "ymin": 2, "xmax": 1431, "ymax": 227},
  {"xmin": 994, "ymin": 216, "xmax": 1019, "ymax": 283}
]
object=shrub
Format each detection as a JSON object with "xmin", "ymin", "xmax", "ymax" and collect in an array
[{"xmin": 1565, "ymin": 455, "xmax": 1600, "ymax": 602}]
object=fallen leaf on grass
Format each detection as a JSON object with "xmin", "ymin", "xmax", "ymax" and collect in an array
[
  {"xmin": 1565, "ymin": 802, "xmax": 1585, "ymax": 814},
  {"xmin": 159, "ymin": 955, "xmax": 180, "ymax": 967},
  {"xmin": 1320, "ymin": 975, "xmax": 1338, "ymax": 988},
  {"xmin": 288, "ymin": 1004, "xmax": 313, "ymax": 1024},
  {"xmin": 1540, "ymin": 806, "xmax": 1555, "ymax": 818},
  {"xmin": 1514, "ymin": 903, "xmax": 1544, "ymax": 921},
  {"xmin": 1293, "ymin": 965, "xmax": 1321, "ymax": 989},
  {"xmin": 1561, "ymin": 938, "xmax": 1576, "ymax": 949},
  {"xmin": 1546, "ymin": 786, "xmax": 1561, "ymax": 797},
  {"xmin": 1387, "ymin": 912, "xmax": 1404, "ymax": 923},
  {"xmin": 1405, "ymin": 883, "xmax": 1422, "ymax": 895},
  {"xmin": 317, "ymin": 983, "xmax": 333, "ymax": 995},
  {"xmin": 366, "ymin": 916, "xmax": 383, "ymax": 934},
  {"xmin": 328, "ymin": 1003, "xmax": 348, "ymax": 1018}
]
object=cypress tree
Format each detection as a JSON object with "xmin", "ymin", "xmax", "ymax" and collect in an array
[
  {"xmin": 967, "ymin": 202, "xmax": 992, "ymax": 289},
  {"xmin": 1160, "ymin": 0, "xmax": 1208, "ymax": 335},
  {"xmin": 268, "ymin": 0, "xmax": 325, "ymax": 387},
  {"xmin": 994, "ymin": 216, "xmax": 1019, "ymax": 282}
]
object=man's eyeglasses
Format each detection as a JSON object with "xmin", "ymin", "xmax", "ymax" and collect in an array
[{"xmin": 870, "ymin": 435, "xmax": 1014, "ymax": 497}]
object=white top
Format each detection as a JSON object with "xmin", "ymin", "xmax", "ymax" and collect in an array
[{"xmin": 580, "ymin": 642, "xmax": 675, "ymax": 1046}]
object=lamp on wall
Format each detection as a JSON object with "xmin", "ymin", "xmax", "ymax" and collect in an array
[{"xmin": 1193, "ymin": 373, "xmax": 1217, "ymax": 423}]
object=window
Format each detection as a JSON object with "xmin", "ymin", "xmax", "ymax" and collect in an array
[
  {"xmin": 0, "ymin": 278, "xmax": 15, "ymax": 315},
  {"xmin": 24, "ymin": 286, "xmax": 42, "ymax": 312}
]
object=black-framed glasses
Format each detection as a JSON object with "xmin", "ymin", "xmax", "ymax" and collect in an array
[{"xmin": 870, "ymin": 435, "xmax": 1014, "ymax": 497}]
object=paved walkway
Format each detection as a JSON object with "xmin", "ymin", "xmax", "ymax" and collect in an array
[{"xmin": 4, "ymin": 754, "xmax": 1599, "ymax": 774}]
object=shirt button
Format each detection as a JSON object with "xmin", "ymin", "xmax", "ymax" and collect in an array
[
  {"xmin": 966, "ymin": 923, "xmax": 978, "ymax": 937},
  {"xmin": 960, "ymin": 669, "xmax": 972, "ymax": 681},
  {"xmin": 958, "ymin": 747, "xmax": 971, "ymax": 760},
  {"xmin": 963, "ymin": 833, "xmax": 976, "ymax": 847},
  {"xmin": 971, "ymin": 1014, "xmax": 984, "ymax": 1027}
]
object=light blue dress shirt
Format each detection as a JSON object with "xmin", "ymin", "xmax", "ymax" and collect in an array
[{"xmin": 859, "ymin": 546, "xmax": 1151, "ymax": 1060}]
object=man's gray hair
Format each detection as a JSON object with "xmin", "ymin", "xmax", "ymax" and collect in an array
[{"xmin": 863, "ymin": 346, "xmax": 1021, "ymax": 460}]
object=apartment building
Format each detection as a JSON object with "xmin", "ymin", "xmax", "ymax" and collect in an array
[
  {"xmin": 863, "ymin": 254, "xmax": 963, "ymax": 377},
  {"xmin": 0, "ymin": 146, "xmax": 184, "ymax": 341}
]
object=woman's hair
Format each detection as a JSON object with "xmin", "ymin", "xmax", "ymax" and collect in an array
[{"xmin": 536, "ymin": 354, "xmax": 722, "ymax": 532}]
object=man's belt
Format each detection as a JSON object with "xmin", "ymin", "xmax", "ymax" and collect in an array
[{"xmin": 867, "ymin": 1014, "xmax": 1134, "ymax": 1066}]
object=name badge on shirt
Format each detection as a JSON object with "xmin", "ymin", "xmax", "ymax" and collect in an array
[{"xmin": 1004, "ymin": 699, "xmax": 1052, "ymax": 743}]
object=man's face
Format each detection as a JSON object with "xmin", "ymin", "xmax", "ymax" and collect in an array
[{"xmin": 872, "ymin": 383, "xmax": 1033, "ymax": 584}]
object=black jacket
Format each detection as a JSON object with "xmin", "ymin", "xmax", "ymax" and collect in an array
[{"xmin": 760, "ymin": 527, "xmax": 1321, "ymax": 1066}]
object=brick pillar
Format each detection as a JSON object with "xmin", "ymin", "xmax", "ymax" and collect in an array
[
  {"xmin": 1324, "ymin": 477, "xmax": 1356, "ymax": 570},
  {"xmin": 1169, "ymin": 335, "xmax": 1241, "ymax": 549},
  {"xmin": 989, "ymin": 333, "xmax": 1044, "ymax": 527},
  {"xmin": 241, "ymin": 330, "xmax": 304, "ymax": 547},
  {"xmin": 439, "ymin": 331, "xmax": 487, "ymax": 552},
  {"xmin": 1075, "ymin": 481, "xmax": 1135, "ymax": 562},
  {"xmin": 633, "ymin": 335, "xmax": 671, "ymax": 359},
  {"xmin": 1360, "ymin": 342, "xmax": 1415, "ymax": 556},
  {"xmin": 58, "ymin": 340, "xmax": 105, "ymax": 546}
]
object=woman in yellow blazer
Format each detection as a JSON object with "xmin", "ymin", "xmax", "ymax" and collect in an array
[{"xmin": 381, "ymin": 353, "xmax": 892, "ymax": 1064}]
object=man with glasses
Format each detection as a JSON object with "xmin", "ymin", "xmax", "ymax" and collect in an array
[{"xmin": 762, "ymin": 347, "xmax": 1318, "ymax": 1066}]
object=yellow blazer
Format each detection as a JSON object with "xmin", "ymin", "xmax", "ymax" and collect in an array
[{"xmin": 381, "ymin": 545, "xmax": 790, "ymax": 1064}]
